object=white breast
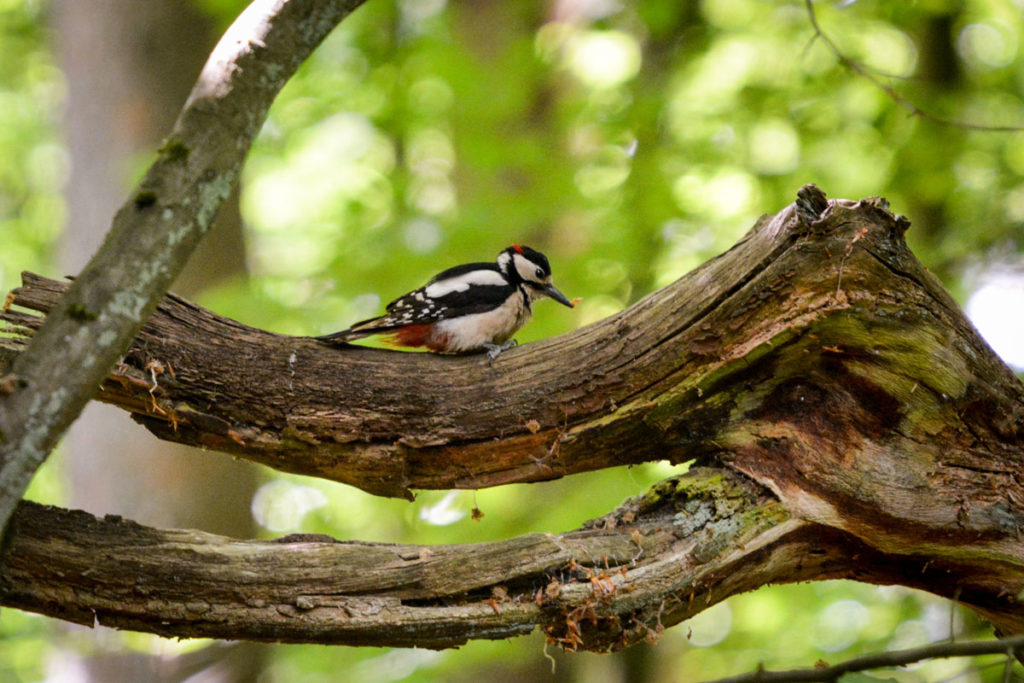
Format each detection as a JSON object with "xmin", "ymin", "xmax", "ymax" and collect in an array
[{"xmin": 433, "ymin": 291, "xmax": 531, "ymax": 352}]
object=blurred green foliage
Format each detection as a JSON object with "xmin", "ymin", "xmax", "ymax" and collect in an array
[
  {"xmin": 0, "ymin": 0, "xmax": 63, "ymax": 297},
  {"xmin": 2, "ymin": 0, "xmax": 1024, "ymax": 680}
]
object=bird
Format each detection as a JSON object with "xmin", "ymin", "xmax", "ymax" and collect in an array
[{"xmin": 317, "ymin": 245, "xmax": 574, "ymax": 360}]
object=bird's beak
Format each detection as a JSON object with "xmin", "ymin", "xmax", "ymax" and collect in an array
[{"xmin": 544, "ymin": 284, "xmax": 574, "ymax": 308}]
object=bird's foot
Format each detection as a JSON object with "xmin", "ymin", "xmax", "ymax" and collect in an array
[{"xmin": 484, "ymin": 339, "xmax": 518, "ymax": 363}]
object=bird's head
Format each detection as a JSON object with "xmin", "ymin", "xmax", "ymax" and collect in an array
[{"xmin": 497, "ymin": 245, "xmax": 574, "ymax": 307}]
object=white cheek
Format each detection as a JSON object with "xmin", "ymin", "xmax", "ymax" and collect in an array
[{"xmin": 513, "ymin": 254, "xmax": 540, "ymax": 282}]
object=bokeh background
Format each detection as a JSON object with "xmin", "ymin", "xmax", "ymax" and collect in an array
[{"xmin": 2, "ymin": 0, "xmax": 1023, "ymax": 681}]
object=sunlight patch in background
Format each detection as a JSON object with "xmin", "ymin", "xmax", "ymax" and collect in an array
[
  {"xmin": 399, "ymin": 0, "xmax": 446, "ymax": 29},
  {"xmin": 855, "ymin": 24, "xmax": 918, "ymax": 76},
  {"xmin": 243, "ymin": 112, "xmax": 396, "ymax": 281},
  {"xmin": 812, "ymin": 599, "xmax": 869, "ymax": 653},
  {"xmin": 958, "ymin": 21, "xmax": 1018, "ymax": 69},
  {"xmin": 749, "ymin": 119, "xmax": 800, "ymax": 175},
  {"xmin": 966, "ymin": 271, "xmax": 1024, "ymax": 371},
  {"xmin": 352, "ymin": 649, "xmax": 441, "ymax": 683},
  {"xmin": 535, "ymin": 23, "xmax": 642, "ymax": 90},
  {"xmin": 566, "ymin": 30, "xmax": 641, "ymax": 88},
  {"xmin": 402, "ymin": 217, "xmax": 442, "ymax": 253},
  {"xmin": 686, "ymin": 601, "xmax": 733, "ymax": 647},
  {"xmin": 251, "ymin": 480, "xmax": 328, "ymax": 532},
  {"xmin": 418, "ymin": 490, "xmax": 467, "ymax": 526},
  {"xmin": 672, "ymin": 168, "xmax": 760, "ymax": 220}
]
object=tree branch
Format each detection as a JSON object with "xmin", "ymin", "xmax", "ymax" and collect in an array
[
  {"xmin": 0, "ymin": 466, "xmax": 1017, "ymax": 650},
  {"xmin": 0, "ymin": 467, "xmax": 775, "ymax": 647},
  {"xmin": 3, "ymin": 189, "xmax": 1022, "ymax": 556},
  {"xmin": 0, "ymin": 0, "xmax": 368, "ymax": 535},
  {"xmin": 705, "ymin": 632, "xmax": 1024, "ymax": 683},
  {"xmin": 804, "ymin": 0, "xmax": 1023, "ymax": 132}
]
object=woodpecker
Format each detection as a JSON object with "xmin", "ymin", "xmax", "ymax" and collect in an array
[{"xmin": 317, "ymin": 245, "xmax": 574, "ymax": 359}]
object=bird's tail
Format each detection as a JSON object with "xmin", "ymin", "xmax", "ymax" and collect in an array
[
  {"xmin": 315, "ymin": 330, "xmax": 364, "ymax": 346},
  {"xmin": 315, "ymin": 317, "xmax": 394, "ymax": 346}
]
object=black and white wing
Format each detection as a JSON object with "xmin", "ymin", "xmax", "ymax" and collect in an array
[{"xmin": 316, "ymin": 263, "xmax": 513, "ymax": 343}]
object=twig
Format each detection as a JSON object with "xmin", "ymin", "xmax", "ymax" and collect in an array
[
  {"xmin": 804, "ymin": 0, "xmax": 1023, "ymax": 133},
  {"xmin": 703, "ymin": 633, "xmax": 1024, "ymax": 683}
]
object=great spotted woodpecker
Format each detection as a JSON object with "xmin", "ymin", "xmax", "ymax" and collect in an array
[{"xmin": 317, "ymin": 245, "xmax": 574, "ymax": 359}]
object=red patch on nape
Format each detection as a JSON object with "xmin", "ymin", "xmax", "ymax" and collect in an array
[{"xmin": 512, "ymin": 245, "xmax": 524, "ymax": 254}]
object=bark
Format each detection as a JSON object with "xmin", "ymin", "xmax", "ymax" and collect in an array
[
  {"xmin": 0, "ymin": 466, "xmax": 1019, "ymax": 650},
  {"xmin": 1, "ymin": 185, "xmax": 1023, "ymax": 647},
  {"xmin": 0, "ymin": 465, "xmax": 1013, "ymax": 650}
]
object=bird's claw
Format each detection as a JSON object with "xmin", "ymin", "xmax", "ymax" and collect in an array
[{"xmin": 484, "ymin": 339, "xmax": 518, "ymax": 363}]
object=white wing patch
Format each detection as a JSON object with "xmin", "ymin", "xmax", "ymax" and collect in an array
[{"xmin": 424, "ymin": 270, "xmax": 508, "ymax": 298}]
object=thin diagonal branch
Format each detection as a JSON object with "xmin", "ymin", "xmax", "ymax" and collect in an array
[
  {"xmin": 804, "ymin": 0, "xmax": 1024, "ymax": 133},
  {"xmin": 0, "ymin": 0, "xmax": 367, "ymax": 535},
  {"xmin": 705, "ymin": 633, "xmax": 1024, "ymax": 683}
]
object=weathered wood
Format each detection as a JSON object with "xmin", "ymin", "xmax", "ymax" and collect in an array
[
  {"xmin": 1, "ymin": 466, "xmax": 1019, "ymax": 648},
  {"xmin": 2, "ymin": 186, "xmax": 1023, "ymax": 646}
]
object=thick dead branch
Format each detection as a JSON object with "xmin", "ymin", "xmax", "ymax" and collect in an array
[
  {"xmin": 4, "ymin": 188, "xmax": 1022, "ymax": 519},
  {"xmin": 0, "ymin": 466, "xmax": 1018, "ymax": 649}
]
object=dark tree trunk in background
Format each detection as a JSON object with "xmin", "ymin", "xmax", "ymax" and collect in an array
[
  {"xmin": 903, "ymin": 7, "xmax": 962, "ymax": 279},
  {"xmin": 51, "ymin": 0, "xmax": 262, "ymax": 679}
]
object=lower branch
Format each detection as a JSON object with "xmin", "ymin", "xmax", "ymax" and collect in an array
[
  {"xmin": 708, "ymin": 632, "xmax": 1024, "ymax": 683},
  {"xmin": 1, "ymin": 467, "xmax": 1021, "ymax": 649}
]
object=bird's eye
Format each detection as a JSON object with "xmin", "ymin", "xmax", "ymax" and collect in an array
[{"xmin": 535, "ymin": 267, "xmax": 544, "ymax": 279}]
